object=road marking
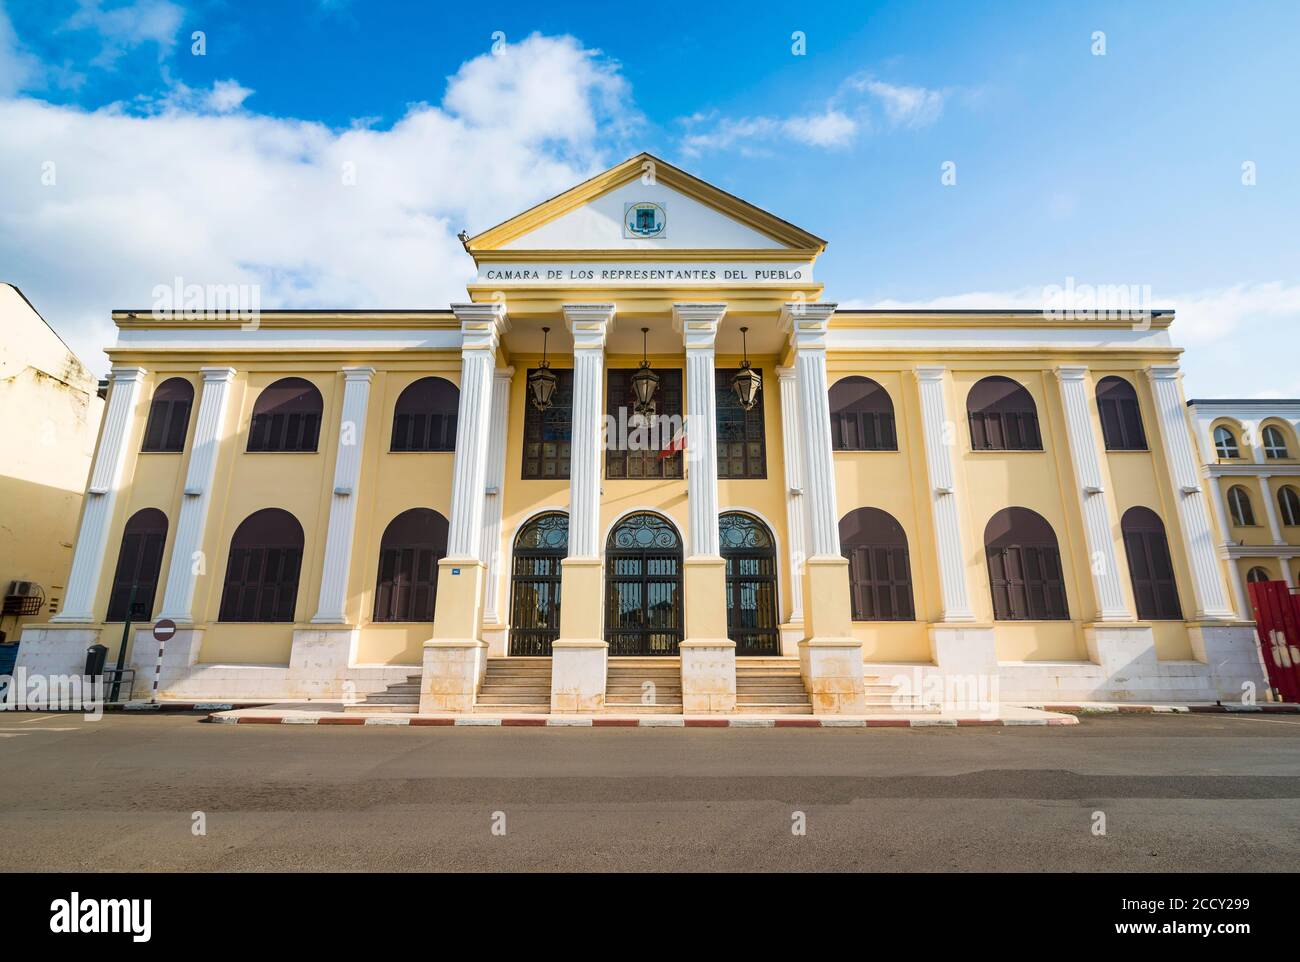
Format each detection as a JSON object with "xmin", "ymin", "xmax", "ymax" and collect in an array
[
  {"xmin": 1228, "ymin": 715, "xmax": 1300, "ymax": 726},
  {"xmin": 0, "ymin": 727, "xmax": 80, "ymax": 732}
]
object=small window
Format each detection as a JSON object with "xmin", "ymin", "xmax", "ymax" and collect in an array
[
  {"xmin": 829, "ymin": 377, "xmax": 897, "ymax": 451},
  {"xmin": 141, "ymin": 378, "xmax": 194, "ymax": 453},
  {"xmin": 839, "ymin": 507, "xmax": 915, "ymax": 621},
  {"xmin": 984, "ymin": 507, "xmax": 1069, "ymax": 620},
  {"xmin": 1279, "ymin": 485, "xmax": 1300, "ymax": 527},
  {"xmin": 247, "ymin": 377, "xmax": 322, "ymax": 453},
  {"xmin": 715, "ymin": 368, "xmax": 766, "ymax": 479},
  {"xmin": 391, "ymin": 377, "xmax": 458, "ymax": 452},
  {"xmin": 373, "ymin": 509, "xmax": 448, "ymax": 623},
  {"xmin": 522, "ymin": 368, "xmax": 573, "ymax": 479},
  {"xmin": 105, "ymin": 509, "xmax": 168, "ymax": 622},
  {"xmin": 967, "ymin": 377, "xmax": 1042, "ymax": 451},
  {"xmin": 218, "ymin": 508, "xmax": 304, "ymax": 622},
  {"xmin": 605, "ymin": 368, "xmax": 683, "ymax": 480},
  {"xmin": 1096, "ymin": 376, "xmax": 1147, "ymax": 451},
  {"xmin": 1227, "ymin": 485, "xmax": 1256, "ymax": 527},
  {"xmin": 1120, "ymin": 507, "xmax": 1182, "ymax": 620},
  {"xmin": 1263, "ymin": 425, "xmax": 1290, "ymax": 460},
  {"xmin": 1246, "ymin": 566, "xmax": 1273, "ymax": 584},
  {"xmin": 1213, "ymin": 426, "xmax": 1240, "ymax": 459}
]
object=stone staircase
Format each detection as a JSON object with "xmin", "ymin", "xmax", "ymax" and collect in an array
[
  {"xmin": 473, "ymin": 657, "xmax": 553, "ymax": 713},
  {"xmin": 344, "ymin": 672, "xmax": 421, "ymax": 713},
  {"xmin": 864, "ymin": 672, "xmax": 938, "ymax": 712},
  {"xmin": 735, "ymin": 658, "xmax": 812, "ymax": 714},
  {"xmin": 604, "ymin": 657, "xmax": 682, "ymax": 713}
]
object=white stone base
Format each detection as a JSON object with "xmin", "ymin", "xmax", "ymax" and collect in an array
[
  {"xmin": 550, "ymin": 639, "xmax": 607, "ymax": 712},
  {"xmin": 482, "ymin": 624, "xmax": 508, "ymax": 658},
  {"xmin": 420, "ymin": 638, "xmax": 489, "ymax": 713},
  {"xmin": 14, "ymin": 625, "xmax": 103, "ymax": 678},
  {"xmin": 799, "ymin": 637, "xmax": 866, "ymax": 714},
  {"xmin": 680, "ymin": 639, "xmax": 736, "ymax": 712}
]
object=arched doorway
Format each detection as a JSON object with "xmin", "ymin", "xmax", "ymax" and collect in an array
[
  {"xmin": 509, "ymin": 512, "xmax": 568, "ymax": 656},
  {"xmin": 719, "ymin": 512, "xmax": 780, "ymax": 655},
  {"xmin": 605, "ymin": 512, "xmax": 683, "ymax": 656}
]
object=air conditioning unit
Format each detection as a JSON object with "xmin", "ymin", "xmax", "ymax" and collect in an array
[
  {"xmin": 6, "ymin": 581, "xmax": 38, "ymax": 598},
  {"xmin": 3, "ymin": 581, "xmax": 45, "ymax": 617}
]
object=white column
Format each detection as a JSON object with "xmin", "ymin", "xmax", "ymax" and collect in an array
[
  {"xmin": 1258, "ymin": 474, "xmax": 1285, "ymax": 545},
  {"xmin": 446, "ymin": 303, "xmax": 509, "ymax": 560},
  {"xmin": 1281, "ymin": 560, "xmax": 1297, "ymax": 589},
  {"xmin": 53, "ymin": 366, "xmax": 147, "ymax": 623},
  {"xmin": 481, "ymin": 366, "xmax": 514, "ymax": 624},
  {"xmin": 1206, "ymin": 472, "xmax": 1249, "ymax": 618},
  {"xmin": 1055, "ymin": 366, "xmax": 1130, "ymax": 621},
  {"xmin": 157, "ymin": 367, "xmax": 236, "ymax": 623},
  {"xmin": 563, "ymin": 304, "xmax": 615, "ymax": 558},
  {"xmin": 776, "ymin": 366, "xmax": 806, "ymax": 625},
  {"xmin": 311, "ymin": 367, "xmax": 376, "ymax": 624},
  {"xmin": 1146, "ymin": 365, "xmax": 1235, "ymax": 619},
  {"xmin": 914, "ymin": 366, "xmax": 976, "ymax": 622},
  {"xmin": 674, "ymin": 303, "xmax": 726, "ymax": 557},
  {"xmin": 780, "ymin": 303, "xmax": 840, "ymax": 557}
]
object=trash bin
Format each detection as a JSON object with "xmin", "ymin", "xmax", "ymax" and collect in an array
[{"xmin": 85, "ymin": 644, "xmax": 109, "ymax": 677}]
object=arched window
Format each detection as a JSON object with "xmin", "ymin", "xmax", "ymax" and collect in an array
[
  {"xmin": 106, "ymin": 509, "xmax": 168, "ymax": 622},
  {"xmin": 1246, "ymin": 566, "xmax": 1273, "ymax": 584},
  {"xmin": 829, "ymin": 377, "xmax": 897, "ymax": 451},
  {"xmin": 1096, "ymin": 376, "xmax": 1146, "ymax": 451},
  {"xmin": 218, "ymin": 509, "xmax": 304, "ymax": 622},
  {"xmin": 1214, "ymin": 425, "xmax": 1240, "ymax": 459},
  {"xmin": 509, "ymin": 512, "xmax": 568, "ymax": 655},
  {"xmin": 1227, "ymin": 485, "xmax": 1256, "ymax": 527},
  {"xmin": 1120, "ymin": 507, "xmax": 1182, "ymax": 620},
  {"xmin": 719, "ymin": 512, "xmax": 781, "ymax": 653},
  {"xmin": 967, "ymin": 376, "xmax": 1042, "ymax": 451},
  {"xmin": 247, "ymin": 377, "xmax": 322, "ymax": 452},
  {"xmin": 839, "ymin": 507, "xmax": 915, "ymax": 621},
  {"xmin": 1279, "ymin": 485, "xmax": 1300, "ymax": 527},
  {"xmin": 984, "ymin": 507, "xmax": 1069, "ymax": 620},
  {"xmin": 391, "ymin": 377, "xmax": 458, "ymax": 452},
  {"xmin": 373, "ymin": 509, "xmax": 449, "ymax": 623},
  {"xmin": 1263, "ymin": 424, "xmax": 1291, "ymax": 460},
  {"xmin": 604, "ymin": 513, "xmax": 683, "ymax": 656},
  {"xmin": 141, "ymin": 378, "xmax": 194, "ymax": 453}
]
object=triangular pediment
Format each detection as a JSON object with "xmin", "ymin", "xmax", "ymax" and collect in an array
[{"xmin": 466, "ymin": 153, "xmax": 826, "ymax": 256}]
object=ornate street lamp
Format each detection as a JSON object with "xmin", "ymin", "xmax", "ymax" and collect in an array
[
  {"xmin": 527, "ymin": 326, "xmax": 558, "ymax": 412},
  {"xmin": 630, "ymin": 326, "xmax": 659, "ymax": 417},
  {"xmin": 731, "ymin": 326, "xmax": 762, "ymax": 411}
]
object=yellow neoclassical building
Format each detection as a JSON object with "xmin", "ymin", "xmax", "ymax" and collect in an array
[{"xmin": 18, "ymin": 154, "xmax": 1268, "ymax": 712}]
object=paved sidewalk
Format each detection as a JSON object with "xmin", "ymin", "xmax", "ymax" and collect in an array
[
  {"xmin": 1013, "ymin": 701, "xmax": 1300, "ymax": 714},
  {"xmin": 206, "ymin": 702, "xmax": 1078, "ymax": 728}
]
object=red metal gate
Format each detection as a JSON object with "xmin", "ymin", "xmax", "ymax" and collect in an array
[{"xmin": 1248, "ymin": 580, "xmax": 1300, "ymax": 703}]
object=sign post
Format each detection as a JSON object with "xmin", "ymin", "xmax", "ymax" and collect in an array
[{"xmin": 150, "ymin": 618, "xmax": 176, "ymax": 704}]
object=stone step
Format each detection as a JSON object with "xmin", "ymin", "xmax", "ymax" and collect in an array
[
  {"xmin": 736, "ymin": 694, "xmax": 809, "ymax": 704},
  {"xmin": 476, "ymin": 694, "xmax": 550, "ymax": 705},
  {"xmin": 343, "ymin": 701, "xmax": 417, "ymax": 713},
  {"xmin": 472, "ymin": 704, "xmax": 550, "ymax": 714},
  {"xmin": 734, "ymin": 704, "xmax": 815, "ymax": 714},
  {"xmin": 601, "ymin": 703, "xmax": 683, "ymax": 714},
  {"xmin": 478, "ymin": 683, "xmax": 553, "ymax": 692}
]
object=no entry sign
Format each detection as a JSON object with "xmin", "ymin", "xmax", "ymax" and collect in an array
[{"xmin": 153, "ymin": 618, "xmax": 177, "ymax": 642}]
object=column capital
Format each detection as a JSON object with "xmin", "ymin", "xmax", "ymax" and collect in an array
[
  {"xmin": 775, "ymin": 365, "xmax": 796, "ymax": 381},
  {"xmin": 494, "ymin": 366, "xmax": 515, "ymax": 380},
  {"xmin": 1054, "ymin": 364, "xmax": 1089, "ymax": 382},
  {"xmin": 914, "ymin": 365, "xmax": 947, "ymax": 382},
  {"xmin": 1146, "ymin": 363, "xmax": 1182, "ymax": 382},
  {"xmin": 672, "ymin": 302, "xmax": 727, "ymax": 350},
  {"xmin": 341, "ymin": 366, "xmax": 376, "ymax": 382},
  {"xmin": 109, "ymin": 366, "xmax": 147, "ymax": 382},
  {"xmin": 199, "ymin": 366, "xmax": 237, "ymax": 382},
  {"xmin": 563, "ymin": 302, "xmax": 615, "ymax": 350},
  {"xmin": 780, "ymin": 301, "xmax": 837, "ymax": 351},
  {"xmin": 451, "ymin": 302, "xmax": 509, "ymax": 352}
]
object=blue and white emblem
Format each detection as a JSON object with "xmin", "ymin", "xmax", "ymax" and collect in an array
[{"xmin": 624, "ymin": 201, "xmax": 666, "ymax": 238}]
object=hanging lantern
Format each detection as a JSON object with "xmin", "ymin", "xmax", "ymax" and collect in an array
[
  {"xmin": 630, "ymin": 326, "xmax": 659, "ymax": 416},
  {"xmin": 731, "ymin": 326, "xmax": 762, "ymax": 411},
  {"xmin": 527, "ymin": 326, "xmax": 558, "ymax": 412}
]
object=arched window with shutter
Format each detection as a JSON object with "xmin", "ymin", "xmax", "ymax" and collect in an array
[
  {"xmin": 247, "ymin": 377, "xmax": 323, "ymax": 453},
  {"xmin": 1120, "ymin": 507, "xmax": 1182, "ymax": 620},
  {"xmin": 1227, "ymin": 485, "xmax": 1256, "ymax": 526},
  {"xmin": 218, "ymin": 509, "xmax": 304, "ymax": 622},
  {"xmin": 390, "ymin": 377, "xmax": 458, "ymax": 452},
  {"xmin": 1279, "ymin": 485, "xmax": 1300, "ymax": 527},
  {"xmin": 1246, "ymin": 566, "xmax": 1273, "ymax": 584},
  {"xmin": 1095, "ymin": 376, "xmax": 1146, "ymax": 451},
  {"xmin": 829, "ymin": 377, "xmax": 897, "ymax": 451},
  {"xmin": 1214, "ymin": 425, "xmax": 1240, "ymax": 459},
  {"xmin": 141, "ymin": 378, "xmax": 194, "ymax": 453},
  {"xmin": 106, "ymin": 509, "xmax": 168, "ymax": 622},
  {"xmin": 839, "ymin": 507, "xmax": 915, "ymax": 620},
  {"xmin": 967, "ymin": 377, "xmax": 1042, "ymax": 451},
  {"xmin": 373, "ymin": 509, "xmax": 449, "ymax": 623},
  {"xmin": 984, "ymin": 507, "xmax": 1069, "ymax": 620},
  {"xmin": 1263, "ymin": 424, "xmax": 1291, "ymax": 460}
]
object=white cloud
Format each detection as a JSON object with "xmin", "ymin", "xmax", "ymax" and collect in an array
[
  {"xmin": 0, "ymin": 32, "xmax": 639, "ymax": 372},
  {"xmin": 65, "ymin": 0, "xmax": 184, "ymax": 66},
  {"xmin": 0, "ymin": 4, "xmax": 41, "ymax": 96},
  {"xmin": 679, "ymin": 72, "xmax": 945, "ymax": 155}
]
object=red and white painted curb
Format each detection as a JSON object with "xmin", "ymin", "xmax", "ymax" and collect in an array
[
  {"xmin": 208, "ymin": 713, "xmax": 1078, "ymax": 728},
  {"xmin": 1026, "ymin": 703, "xmax": 1300, "ymax": 715}
]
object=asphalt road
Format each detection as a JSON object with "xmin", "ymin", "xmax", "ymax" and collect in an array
[{"xmin": 1, "ymin": 711, "xmax": 1297, "ymax": 871}]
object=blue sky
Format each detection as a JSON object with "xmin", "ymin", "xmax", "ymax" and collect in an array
[{"xmin": 2, "ymin": 0, "xmax": 1297, "ymax": 397}]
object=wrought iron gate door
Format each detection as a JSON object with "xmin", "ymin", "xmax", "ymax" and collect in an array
[
  {"xmin": 509, "ymin": 513, "xmax": 567, "ymax": 656},
  {"xmin": 720, "ymin": 512, "xmax": 781, "ymax": 656},
  {"xmin": 605, "ymin": 513, "xmax": 682, "ymax": 656}
]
